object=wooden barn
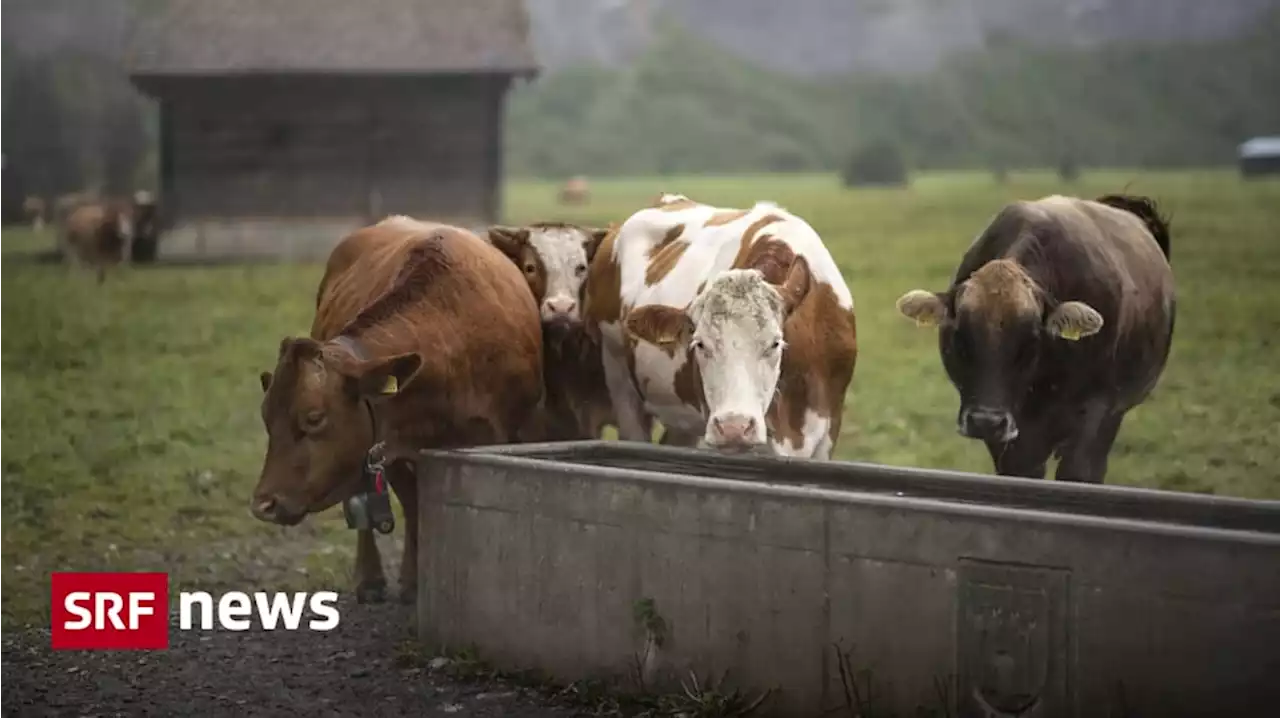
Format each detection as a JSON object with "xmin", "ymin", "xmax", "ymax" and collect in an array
[{"xmin": 125, "ymin": 0, "xmax": 538, "ymax": 260}]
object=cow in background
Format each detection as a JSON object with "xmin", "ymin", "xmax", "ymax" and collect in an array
[
  {"xmin": 488, "ymin": 222, "xmax": 619, "ymax": 441},
  {"xmin": 895, "ymin": 193, "xmax": 1175, "ymax": 483},
  {"xmin": 62, "ymin": 200, "xmax": 134, "ymax": 284},
  {"xmin": 586, "ymin": 193, "xmax": 858, "ymax": 458},
  {"xmin": 22, "ymin": 196, "xmax": 47, "ymax": 230},
  {"xmin": 60, "ymin": 191, "xmax": 159, "ymax": 282},
  {"xmin": 559, "ymin": 176, "xmax": 590, "ymax": 205}
]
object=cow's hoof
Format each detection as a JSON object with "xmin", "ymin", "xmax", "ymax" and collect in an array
[
  {"xmin": 356, "ymin": 579, "xmax": 387, "ymax": 604},
  {"xmin": 398, "ymin": 583, "xmax": 417, "ymax": 606}
]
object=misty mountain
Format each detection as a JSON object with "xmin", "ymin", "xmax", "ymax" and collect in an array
[{"xmin": 526, "ymin": 0, "xmax": 1280, "ymax": 75}]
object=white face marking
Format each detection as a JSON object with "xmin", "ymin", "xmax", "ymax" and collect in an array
[
  {"xmin": 688, "ymin": 270, "xmax": 787, "ymax": 449},
  {"xmin": 527, "ymin": 227, "xmax": 591, "ymax": 324}
]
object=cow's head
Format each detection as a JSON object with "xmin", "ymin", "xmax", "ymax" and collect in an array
[
  {"xmin": 896, "ymin": 258, "xmax": 1103, "ymax": 443},
  {"xmin": 251, "ymin": 337, "xmax": 421, "ymax": 526},
  {"xmin": 489, "ymin": 223, "xmax": 609, "ymax": 331},
  {"xmin": 625, "ymin": 258, "xmax": 812, "ymax": 452}
]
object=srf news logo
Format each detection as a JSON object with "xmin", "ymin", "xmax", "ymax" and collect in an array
[{"xmin": 51, "ymin": 572, "xmax": 340, "ymax": 650}]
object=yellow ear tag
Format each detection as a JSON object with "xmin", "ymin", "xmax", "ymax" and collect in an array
[
  {"xmin": 381, "ymin": 376, "xmax": 399, "ymax": 395},
  {"xmin": 914, "ymin": 316, "xmax": 937, "ymax": 328},
  {"xmin": 1059, "ymin": 327, "xmax": 1082, "ymax": 341}
]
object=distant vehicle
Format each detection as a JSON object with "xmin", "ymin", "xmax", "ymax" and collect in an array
[{"xmin": 1238, "ymin": 136, "xmax": 1280, "ymax": 178}]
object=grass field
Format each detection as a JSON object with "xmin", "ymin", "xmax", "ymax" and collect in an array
[{"xmin": 3, "ymin": 169, "xmax": 1278, "ymax": 628}]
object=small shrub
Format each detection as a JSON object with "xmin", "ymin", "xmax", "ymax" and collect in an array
[{"xmin": 842, "ymin": 141, "xmax": 909, "ymax": 187}]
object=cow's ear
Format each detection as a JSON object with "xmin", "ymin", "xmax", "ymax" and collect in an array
[
  {"xmin": 896, "ymin": 289, "xmax": 948, "ymax": 327},
  {"xmin": 625, "ymin": 305, "xmax": 693, "ymax": 348},
  {"xmin": 584, "ymin": 227, "xmax": 610, "ymax": 262},
  {"xmin": 342, "ymin": 352, "xmax": 423, "ymax": 401},
  {"xmin": 1046, "ymin": 301, "xmax": 1103, "ymax": 341},
  {"xmin": 260, "ymin": 371, "xmax": 273, "ymax": 393},
  {"xmin": 777, "ymin": 255, "xmax": 812, "ymax": 316},
  {"xmin": 487, "ymin": 226, "xmax": 529, "ymax": 261}
]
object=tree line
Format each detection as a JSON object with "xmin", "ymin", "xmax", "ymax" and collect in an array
[{"xmin": 504, "ymin": 11, "xmax": 1280, "ymax": 178}]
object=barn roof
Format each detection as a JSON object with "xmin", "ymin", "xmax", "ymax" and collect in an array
[
  {"xmin": 1239, "ymin": 136, "xmax": 1280, "ymax": 158},
  {"xmin": 125, "ymin": 0, "xmax": 538, "ymax": 77}
]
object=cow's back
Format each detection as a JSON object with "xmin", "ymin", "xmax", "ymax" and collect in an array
[
  {"xmin": 612, "ymin": 201, "xmax": 852, "ymax": 312},
  {"xmin": 311, "ymin": 217, "xmax": 543, "ymax": 443},
  {"xmin": 964, "ymin": 195, "xmax": 1175, "ymax": 406},
  {"xmin": 310, "ymin": 223, "xmax": 419, "ymax": 340}
]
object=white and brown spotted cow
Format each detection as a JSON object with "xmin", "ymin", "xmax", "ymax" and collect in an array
[
  {"xmin": 488, "ymin": 222, "xmax": 618, "ymax": 441},
  {"xmin": 585, "ymin": 193, "xmax": 858, "ymax": 457}
]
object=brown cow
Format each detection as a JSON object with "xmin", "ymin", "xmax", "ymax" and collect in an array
[
  {"xmin": 60, "ymin": 192, "xmax": 158, "ymax": 282},
  {"xmin": 895, "ymin": 193, "xmax": 1175, "ymax": 483},
  {"xmin": 252, "ymin": 216, "xmax": 543, "ymax": 604},
  {"xmin": 61, "ymin": 200, "xmax": 135, "ymax": 284},
  {"xmin": 558, "ymin": 175, "xmax": 590, "ymax": 205},
  {"xmin": 488, "ymin": 222, "xmax": 618, "ymax": 440}
]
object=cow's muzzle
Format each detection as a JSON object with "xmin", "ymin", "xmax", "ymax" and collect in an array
[
  {"xmin": 704, "ymin": 412, "xmax": 767, "ymax": 452},
  {"xmin": 958, "ymin": 406, "xmax": 1019, "ymax": 443},
  {"xmin": 250, "ymin": 495, "xmax": 306, "ymax": 526}
]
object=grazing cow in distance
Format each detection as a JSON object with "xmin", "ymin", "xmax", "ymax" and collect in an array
[
  {"xmin": 488, "ymin": 222, "xmax": 618, "ymax": 440},
  {"xmin": 22, "ymin": 196, "xmax": 46, "ymax": 230},
  {"xmin": 252, "ymin": 216, "xmax": 544, "ymax": 604},
  {"xmin": 895, "ymin": 193, "xmax": 1175, "ymax": 483},
  {"xmin": 586, "ymin": 192, "xmax": 858, "ymax": 457},
  {"xmin": 61, "ymin": 200, "xmax": 135, "ymax": 284},
  {"xmin": 60, "ymin": 192, "xmax": 160, "ymax": 282},
  {"xmin": 559, "ymin": 175, "xmax": 590, "ymax": 205}
]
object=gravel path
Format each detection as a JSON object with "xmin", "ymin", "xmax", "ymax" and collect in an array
[{"xmin": 2, "ymin": 596, "xmax": 584, "ymax": 717}]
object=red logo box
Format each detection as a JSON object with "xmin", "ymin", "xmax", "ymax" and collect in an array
[{"xmin": 51, "ymin": 572, "xmax": 170, "ymax": 650}]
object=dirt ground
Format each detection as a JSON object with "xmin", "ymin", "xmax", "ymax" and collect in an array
[{"xmin": 1, "ymin": 596, "xmax": 583, "ymax": 717}]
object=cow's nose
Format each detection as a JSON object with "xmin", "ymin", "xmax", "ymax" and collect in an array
[
  {"xmin": 709, "ymin": 413, "xmax": 761, "ymax": 447},
  {"xmin": 544, "ymin": 298, "xmax": 577, "ymax": 315},
  {"xmin": 250, "ymin": 496, "xmax": 278, "ymax": 522},
  {"xmin": 960, "ymin": 407, "xmax": 1017, "ymax": 442}
]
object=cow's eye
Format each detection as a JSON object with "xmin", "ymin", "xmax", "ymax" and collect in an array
[
  {"xmin": 302, "ymin": 411, "xmax": 326, "ymax": 432},
  {"xmin": 575, "ymin": 264, "xmax": 587, "ymax": 277},
  {"xmin": 689, "ymin": 338, "xmax": 707, "ymax": 355},
  {"xmin": 765, "ymin": 338, "xmax": 785, "ymax": 355},
  {"xmin": 523, "ymin": 263, "xmax": 537, "ymax": 275}
]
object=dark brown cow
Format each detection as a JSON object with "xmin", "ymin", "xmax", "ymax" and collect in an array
[
  {"xmin": 488, "ymin": 222, "xmax": 617, "ymax": 440},
  {"xmin": 252, "ymin": 216, "xmax": 544, "ymax": 603},
  {"xmin": 896, "ymin": 193, "xmax": 1175, "ymax": 483}
]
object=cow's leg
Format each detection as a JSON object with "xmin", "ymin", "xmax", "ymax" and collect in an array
[
  {"xmin": 388, "ymin": 463, "xmax": 419, "ymax": 605},
  {"xmin": 601, "ymin": 336, "xmax": 650, "ymax": 442},
  {"xmin": 354, "ymin": 529, "xmax": 387, "ymax": 603},
  {"xmin": 986, "ymin": 430, "xmax": 1052, "ymax": 480},
  {"xmin": 1056, "ymin": 407, "xmax": 1124, "ymax": 484}
]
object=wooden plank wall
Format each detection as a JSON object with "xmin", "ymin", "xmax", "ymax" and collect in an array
[{"xmin": 156, "ymin": 76, "xmax": 508, "ymax": 230}]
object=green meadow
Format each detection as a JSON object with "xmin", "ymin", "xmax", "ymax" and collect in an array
[{"xmin": 4, "ymin": 169, "xmax": 1278, "ymax": 627}]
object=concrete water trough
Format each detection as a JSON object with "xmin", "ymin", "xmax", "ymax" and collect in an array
[{"xmin": 414, "ymin": 440, "xmax": 1280, "ymax": 717}]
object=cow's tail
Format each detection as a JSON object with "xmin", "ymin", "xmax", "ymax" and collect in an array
[{"xmin": 1095, "ymin": 193, "xmax": 1171, "ymax": 260}]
